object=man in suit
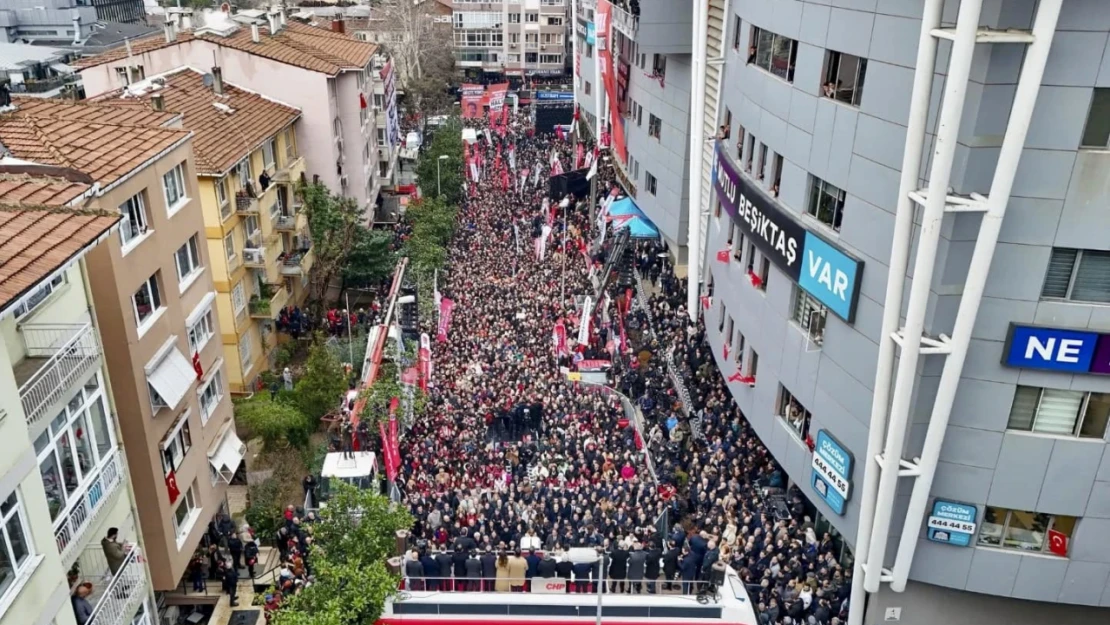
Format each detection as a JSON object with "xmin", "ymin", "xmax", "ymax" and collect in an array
[
  {"xmin": 435, "ymin": 546, "xmax": 454, "ymax": 591},
  {"xmin": 608, "ymin": 543, "xmax": 630, "ymax": 594},
  {"xmin": 701, "ymin": 540, "xmax": 720, "ymax": 583},
  {"xmin": 627, "ymin": 543, "xmax": 647, "ymax": 594},
  {"xmin": 421, "ymin": 549, "xmax": 441, "ymax": 591},
  {"xmin": 452, "ymin": 549, "xmax": 469, "ymax": 591},
  {"xmin": 572, "ymin": 557, "xmax": 593, "ymax": 594},
  {"xmin": 662, "ymin": 540, "xmax": 680, "ymax": 591},
  {"xmin": 525, "ymin": 548, "xmax": 542, "ymax": 588},
  {"xmin": 644, "ymin": 544, "xmax": 662, "ymax": 594},
  {"xmin": 466, "ymin": 551, "xmax": 482, "ymax": 591},
  {"xmin": 679, "ymin": 547, "xmax": 699, "ymax": 595},
  {"xmin": 480, "ymin": 549, "xmax": 497, "ymax": 591},
  {"xmin": 538, "ymin": 552, "xmax": 558, "ymax": 578},
  {"xmin": 405, "ymin": 550, "xmax": 425, "ymax": 591}
]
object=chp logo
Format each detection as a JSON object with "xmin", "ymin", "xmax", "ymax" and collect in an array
[{"xmin": 530, "ymin": 578, "xmax": 567, "ymax": 594}]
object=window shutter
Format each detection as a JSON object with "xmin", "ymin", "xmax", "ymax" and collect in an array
[
  {"xmin": 1007, "ymin": 386, "xmax": 1040, "ymax": 431},
  {"xmin": 1071, "ymin": 250, "xmax": 1110, "ymax": 303},
  {"xmin": 1041, "ymin": 248, "xmax": 1076, "ymax": 298},
  {"xmin": 1033, "ymin": 389, "xmax": 1084, "ymax": 435}
]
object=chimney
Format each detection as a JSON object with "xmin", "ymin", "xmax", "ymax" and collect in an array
[
  {"xmin": 251, "ymin": 23, "xmax": 261, "ymax": 43},
  {"xmin": 267, "ymin": 13, "xmax": 277, "ymax": 35},
  {"xmin": 331, "ymin": 18, "xmax": 345, "ymax": 34},
  {"xmin": 151, "ymin": 93, "xmax": 165, "ymax": 112},
  {"xmin": 279, "ymin": 9, "xmax": 287, "ymax": 28},
  {"xmin": 212, "ymin": 66, "xmax": 224, "ymax": 95},
  {"xmin": 71, "ymin": 12, "xmax": 81, "ymax": 45},
  {"xmin": 164, "ymin": 20, "xmax": 176, "ymax": 43}
]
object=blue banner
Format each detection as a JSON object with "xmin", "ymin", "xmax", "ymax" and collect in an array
[
  {"xmin": 536, "ymin": 91, "xmax": 575, "ymax": 101},
  {"xmin": 586, "ymin": 22, "xmax": 596, "ymax": 45},
  {"xmin": 927, "ymin": 500, "xmax": 978, "ymax": 547},
  {"xmin": 1003, "ymin": 324, "xmax": 1102, "ymax": 374},
  {"xmin": 810, "ymin": 430, "xmax": 853, "ymax": 516}
]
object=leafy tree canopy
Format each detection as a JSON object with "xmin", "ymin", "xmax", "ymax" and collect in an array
[
  {"xmin": 294, "ymin": 340, "xmax": 351, "ymax": 420},
  {"xmin": 233, "ymin": 394, "xmax": 312, "ymax": 450}
]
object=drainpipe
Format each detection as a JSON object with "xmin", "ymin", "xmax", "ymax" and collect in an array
[{"xmin": 684, "ymin": 0, "xmax": 707, "ymax": 322}]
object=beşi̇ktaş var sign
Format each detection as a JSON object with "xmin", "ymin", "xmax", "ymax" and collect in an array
[{"xmin": 711, "ymin": 142, "xmax": 863, "ymax": 322}]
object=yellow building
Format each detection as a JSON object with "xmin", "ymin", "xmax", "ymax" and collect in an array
[{"xmin": 98, "ymin": 67, "xmax": 312, "ymax": 393}]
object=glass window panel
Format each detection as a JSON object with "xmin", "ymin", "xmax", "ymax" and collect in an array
[
  {"xmin": 50, "ymin": 410, "xmax": 67, "ymax": 436},
  {"xmin": 0, "ymin": 532, "xmax": 14, "ymax": 598},
  {"xmin": 1050, "ymin": 515, "xmax": 1077, "ymax": 541},
  {"xmin": 71, "ymin": 415, "xmax": 94, "ymax": 476},
  {"xmin": 756, "ymin": 29, "xmax": 772, "ymax": 70},
  {"xmin": 88, "ymin": 398, "xmax": 113, "ymax": 459},
  {"xmin": 57, "ymin": 434, "xmax": 79, "ymax": 497},
  {"xmin": 770, "ymin": 35, "xmax": 792, "ymax": 79},
  {"xmin": 1080, "ymin": 88, "xmax": 1110, "ymax": 147},
  {"xmin": 5, "ymin": 515, "xmax": 28, "ymax": 566},
  {"xmin": 1080, "ymin": 392, "xmax": 1110, "ymax": 439},
  {"xmin": 977, "ymin": 507, "xmax": 1007, "ymax": 546},
  {"xmin": 39, "ymin": 453, "xmax": 65, "ymax": 520},
  {"xmin": 1042, "ymin": 248, "xmax": 1077, "ymax": 298},
  {"xmin": 1072, "ymin": 250, "xmax": 1110, "ymax": 303},
  {"xmin": 33, "ymin": 430, "xmax": 50, "ymax": 455},
  {"xmin": 1003, "ymin": 510, "xmax": 1048, "ymax": 551},
  {"xmin": 1006, "ymin": 386, "xmax": 1040, "ymax": 431},
  {"xmin": 1033, "ymin": 388, "xmax": 1084, "ymax": 435}
]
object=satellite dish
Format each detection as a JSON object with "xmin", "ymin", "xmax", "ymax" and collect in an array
[{"xmin": 201, "ymin": 73, "xmax": 214, "ymax": 88}]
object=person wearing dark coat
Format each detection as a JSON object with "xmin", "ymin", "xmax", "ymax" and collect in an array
[
  {"xmin": 688, "ymin": 532, "xmax": 708, "ymax": 574},
  {"xmin": 607, "ymin": 545, "xmax": 630, "ymax": 594},
  {"xmin": 405, "ymin": 550, "xmax": 425, "ymax": 591},
  {"xmin": 436, "ymin": 547, "xmax": 455, "ymax": 591},
  {"xmin": 421, "ymin": 551, "xmax": 441, "ymax": 590},
  {"xmin": 243, "ymin": 541, "xmax": 260, "ymax": 580},
  {"xmin": 525, "ymin": 549, "xmax": 542, "ymax": 584},
  {"xmin": 701, "ymin": 541, "xmax": 720, "ymax": 581},
  {"xmin": 222, "ymin": 560, "xmax": 240, "ymax": 606},
  {"xmin": 227, "ymin": 534, "xmax": 243, "ymax": 572},
  {"xmin": 572, "ymin": 559, "xmax": 594, "ymax": 594},
  {"xmin": 627, "ymin": 546, "xmax": 647, "ymax": 593},
  {"xmin": 452, "ymin": 549, "xmax": 469, "ymax": 590},
  {"xmin": 662, "ymin": 541, "xmax": 680, "ymax": 590},
  {"xmin": 466, "ymin": 551, "xmax": 482, "ymax": 590},
  {"xmin": 480, "ymin": 550, "xmax": 497, "ymax": 591},
  {"xmin": 679, "ymin": 548, "xmax": 699, "ymax": 595},
  {"xmin": 556, "ymin": 556, "xmax": 573, "ymax": 582},
  {"xmin": 538, "ymin": 554, "xmax": 558, "ymax": 578},
  {"xmin": 644, "ymin": 546, "xmax": 662, "ymax": 594}
]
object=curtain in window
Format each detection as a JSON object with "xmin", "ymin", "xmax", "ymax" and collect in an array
[
  {"xmin": 1072, "ymin": 250, "xmax": 1110, "ymax": 303},
  {"xmin": 1041, "ymin": 248, "xmax": 1076, "ymax": 298},
  {"xmin": 1033, "ymin": 389, "xmax": 1084, "ymax": 435},
  {"xmin": 1006, "ymin": 386, "xmax": 1040, "ymax": 431}
]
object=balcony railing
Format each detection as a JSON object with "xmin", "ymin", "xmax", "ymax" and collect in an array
[
  {"xmin": 76, "ymin": 546, "xmax": 149, "ymax": 625},
  {"xmin": 611, "ymin": 2, "xmax": 638, "ymax": 39},
  {"xmin": 18, "ymin": 323, "xmax": 101, "ymax": 428},
  {"xmin": 280, "ymin": 246, "xmax": 313, "ymax": 276},
  {"xmin": 56, "ymin": 450, "xmax": 123, "ymax": 563},
  {"xmin": 273, "ymin": 211, "xmax": 297, "ymax": 231},
  {"xmin": 235, "ymin": 192, "xmax": 259, "ymax": 215},
  {"xmin": 272, "ymin": 155, "xmax": 305, "ymax": 184},
  {"xmin": 249, "ymin": 285, "xmax": 289, "ymax": 319},
  {"xmin": 12, "ymin": 74, "xmax": 79, "ymax": 94}
]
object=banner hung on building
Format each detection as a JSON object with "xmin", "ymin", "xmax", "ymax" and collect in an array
[
  {"xmin": 461, "ymin": 83, "xmax": 485, "ymax": 119},
  {"xmin": 381, "ymin": 60, "xmax": 402, "ymax": 147},
  {"xmin": 596, "ymin": 0, "xmax": 627, "ymax": 164}
]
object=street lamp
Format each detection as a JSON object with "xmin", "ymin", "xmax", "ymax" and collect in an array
[{"xmin": 436, "ymin": 154, "xmax": 449, "ymax": 197}]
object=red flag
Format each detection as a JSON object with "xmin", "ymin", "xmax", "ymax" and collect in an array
[
  {"xmin": 555, "ymin": 125, "xmax": 565, "ymax": 142},
  {"xmin": 722, "ymin": 341, "xmax": 730, "ymax": 361},
  {"xmin": 165, "ymin": 470, "xmax": 181, "ymax": 504},
  {"xmin": 501, "ymin": 104, "xmax": 509, "ymax": 126},
  {"xmin": 700, "ymin": 295, "xmax": 711, "ymax": 310},
  {"xmin": 1047, "ymin": 529, "xmax": 1068, "ymax": 556},
  {"xmin": 388, "ymin": 414, "xmax": 400, "ymax": 476},
  {"xmin": 378, "ymin": 422, "xmax": 397, "ymax": 481},
  {"xmin": 716, "ymin": 249, "xmax": 730, "ymax": 263},
  {"xmin": 748, "ymin": 269, "xmax": 764, "ymax": 289},
  {"xmin": 192, "ymin": 351, "xmax": 203, "ymax": 380}
]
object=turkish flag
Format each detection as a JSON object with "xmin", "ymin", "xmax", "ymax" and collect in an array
[
  {"xmin": 748, "ymin": 269, "xmax": 764, "ymax": 289},
  {"xmin": 700, "ymin": 295, "xmax": 711, "ymax": 310},
  {"xmin": 722, "ymin": 341, "xmax": 730, "ymax": 361},
  {"xmin": 1047, "ymin": 529, "xmax": 1068, "ymax": 556},
  {"xmin": 360, "ymin": 93, "xmax": 368, "ymax": 109},
  {"xmin": 165, "ymin": 471, "xmax": 181, "ymax": 505},
  {"xmin": 716, "ymin": 249, "xmax": 730, "ymax": 263},
  {"xmin": 192, "ymin": 351, "xmax": 203, "ymax": 381}
]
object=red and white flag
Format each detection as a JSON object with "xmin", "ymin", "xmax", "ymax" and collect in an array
[
  {"xmin": 552, "ymin": 320, "xmax": 569, "ymax": 357},
  {"xmin": 418, "ymin": 333, "xmax": 432, "ymax": 391},
  {"xmin": 436, "ymin": 297, "xmax": 455, "ymax": 342}
]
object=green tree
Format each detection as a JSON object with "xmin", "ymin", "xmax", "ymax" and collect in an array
[
  {"xmin": 342, "ymin": 227, "xmax": 395, "ymax": 290},
  {"xmin": 294, "ymin": 340, "xmax": 349, "ymax": 420},
  {"xmin": 233, "ymin": 394, "xmax": 312, "ymax": 450},
  {"xmin": 414, "ymin": 118, "xmax": 465, "ymax": 205}
]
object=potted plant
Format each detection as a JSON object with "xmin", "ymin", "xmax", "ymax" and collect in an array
[{"xmin": 67, "ymin": 562, "xmax": 80, "ymax": 588}]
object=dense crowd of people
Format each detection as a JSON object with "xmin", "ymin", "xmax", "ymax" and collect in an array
[{"xmin": 395, "ymin": 110, "xmax": 854, "ymax": 625}]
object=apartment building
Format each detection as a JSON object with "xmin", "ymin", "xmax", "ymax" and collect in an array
[
  {"xmin": 95, "ymin": 67, "xmax": 308, "ymax": 394},
  {"xmin": 0, "ymin": 97, "xmax": 241, "ymax": 594},
  {"xmin": 449, "ymin": 0, "xmax": 569, "ymax": 81},
  {"xmin": 73, "ymin": 8, "xmax": 384, "ymax": 219},
  {"xmin": 574, "ymin": 0, "xmax": 693, "ymax": 262},
  {"xmin": 0, "ymin": 148, "xmax": 169, "ymax": 625},
  {"xmin": 678, "ymin": 1, "xmax": 1110, "ymax": 623}
]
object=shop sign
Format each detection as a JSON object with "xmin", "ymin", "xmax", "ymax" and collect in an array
[
  {"xmin": 536, "ymin": 90, "xmax": 575, "ymax": 101},
  {"xmin": 927, "ymin": 500, "xmax": 978, "ymax": 547},
  {"xmin": 1003, "ymin": 323, "xmax": 1110, "ymax": 375},
  {"xmin": 811, "ymin": 430, "xmax": 853, "ymax": 516},
  {"xmin": 711, "ymin": 142, "xmax": 863, "ymax": 321}
]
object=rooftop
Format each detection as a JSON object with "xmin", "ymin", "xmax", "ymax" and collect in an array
[
  {"xmin": 95, "ymin": 68, "xmax": 301, "ymax": 175},
  {"xmin": 72, "ymin": 19, "xmax": 378, "ymax": 75}
]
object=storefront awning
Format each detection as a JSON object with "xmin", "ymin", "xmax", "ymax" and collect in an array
[
  {"xmin": 208, "ymin": 425, "xmax": 245, "ymax": 484},
  {"xmin": 607, "ymin": 197, "xmax": 660, "ymax": 239},
  {"xmin": 144, "ymin": 341, "xmax": 195, "ymax": 410}
]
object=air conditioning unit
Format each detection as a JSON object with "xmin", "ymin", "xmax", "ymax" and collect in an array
[{"xmin": 243, "ymin": 248, "xmax": 264, "ymax": 265}]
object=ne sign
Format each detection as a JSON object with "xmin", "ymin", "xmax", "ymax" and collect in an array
[{"xmin": 1003, "ymin": 323, "xmax": 1110, "ymax": 375}]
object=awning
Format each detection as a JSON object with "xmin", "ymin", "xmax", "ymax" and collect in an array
[
  {"xmin": 208, "ymin": 426, "xmax": 245, "ymax": 484},
  {"xmin": 145, "ymin": 343, "xmax": 195, "ymax": 410},
  {"xmin": 607, "ymin": 197, "xmax": 660, "ymax": 238}
]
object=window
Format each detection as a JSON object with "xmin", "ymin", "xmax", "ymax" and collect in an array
[
  {"xmin": 584, "ymin": 81, "xmax": 592, "ymax": 95},
  {"xmin": 244, "ymin": 215, "xmax": 260, "ymax": 242},
  {"xmin": 509, "ymin": 13, "xmax": 520, "ymax": 23},
  {"xmin": 724, "ymin": 315, "xmax": 734, "ymax": 352},
  {"xmin": 758, "ymin": 255, "xmax": 770, "ymax": 291},
  {"xmin": 822, "ymin": 50, "xmax": 867, "ymax": 106},
  {"xmin": 224, "ymin": 231, "xmax": 237, "ymax": 263},
  {"xmin": 171, "ymin": 481, "xmax": 199, "ymax": 543},
  {"xmin": 160, "ymin": 412, "xmax": 192, "ymax": 475},
  {"xmin": 732, "ymin": 15, "xmax": 742, "ymax": 51},
  {"xmin": 373, "ymin": 93, "xmax": 384, "ymax": 110},
  {"xmin": 12, "ymin": 273, "xmax": 66, "ymax": 320},
  {"xmin": 548, "ymin": 16, "xmax": 563, "ymax": 26},
  {"xmin": 977, "ymin": 507, "xmax": 1076, "ymax": 556},
  {"xmin": 263, "ymin": 139, "xmax": 276, "ymax": 171},
  {"xmin": 756, "ymin": 143, "xmax": 767, "ymax": 180},
  {"xmin": 216, "ymin": 177, "xmax": 231, "ymax": 220},
  {"xmin": 1041, "ymin": 248, "xmax": 1110, "ymax": 303},
  {"xmin": 540, "ymin": 54, "xmax": 562, "ymax": 64},
  {"xmin": 0, "ymin": 492, "xmax": 33, "ymax": 599},
  {"xmin": 717, "ymin": 299, "xmax": 727, "ymax": 332},
  {"xmin": 744, "ymin": 133, "xmax": 756, "ymax": 171},
  {"xmin": 163, "ymin": 163, "xmax": 188, "ymax": 213},
  {"xmin": 133, "ymin": 274, "xmax": 163, "ymax": 328},
  {"xmin": 646, "ymin": 172, "xmax": 658, "ymax": 195},
  {"xmin": 237, "ymin": 159, "xmax": 252, "ymax": 191},
  {"xmin": 239, "ymin": 332, "xmax": 253, "ymax": 368},
  {"xmin": 377, "ymin": 128, "xmax": 386, "ymax": 147},
  {"xmin": 1007, "ymin": 386, "xmax": 1109, "ymax": 439},
  {"xmin": 119, "ymin": 192, "xmax": 150, "ymax": 248},
  {"xmin": 648, "ymin": 114, "xmax": 662, "ymax": 139},
  {"xmin": 1080, "ymin": 88, "xmax": 1110, "ymax": 148},
  {"xmin": 771, "ymin": 154, "xmax": 783, "ymax": 197},
  {"xmin": 526, "ymin": 12, "xmax": 538, "ymax": 22},
  {"xmin": 174, "ymin": 235, "xmax": 203, "ymax": 286},
  {"xmin": 736, "ymin": 125, "xmax": 746, "ymax": 162},
  {"xmin": 733, "ymin": 331, "xmax": 745, "ymax": 365},
  {"xmin": 792, "ymin": 288, "xmax": 827, "ymax": 345},
  {"xmin": 808, "ymin": 177, "xmax": 846, "ymax": 231},
  {"xmin": 778, "ymin": 385, "xmax": 812, "ymax": 439},
  {"xmin": 731, "ymin": 225, "xmax": 744, "ymax": 263},
  {"xmin": 586, "ymin": 43, "xmax": 593, "ymax": 58},
  {"xmin": 651, "ymin": 54, "xmax": 666, "ymax": 80},
  {"xmin": 748, "ymin": 26, "xmax": 797, "ymax": 82},
  {"xmin": 232, "ymin": 282, "xmax": 246, "ymax": 316},
  {"xmin": 35, "ymin": 374, "xmax": 114, "ymax": 523},
  {"xmin": 526, "ymin": 52, "xmax": 538, "ymax": 64},
  {"xmin": 635, "ymin": 102, "xmax": 643, "ymax": 126},
  {"xmin": 198, "ymin": 368, "xmax": 224, "ymax": 424},
  {"xmin": 188, "ymin": 308, "xmax": 214, "ymax": 354},
  {"xmin": 359, "ymin": 105, "xmax": 369, "ymax": 128},
  {"xmin": 748, "ymin": 349, "xmax": 759, "ymax": 378}
]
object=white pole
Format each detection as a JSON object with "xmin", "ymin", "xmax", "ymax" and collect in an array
[
  {"xmin": 888, "ymin": 0, "xmax": 1063, "ymax": 592},
  {"xmin": 561, "ymin": 202, "xmax": 568, "ymax": 305},
  {"xmin": 864, "ymin": 0, "xmax": 985, "ymax": 596},
  {"xmin": 684, "ymin": 0, "xmax": 707, "ymax": 322},
  {"xmin": 595, "ymin": 552, "xmax": 605, "ymax": 625},
  {"xmin": 571, "ymin": 0, "xmax": 579, "ymax": 121},
  {"xmin": 594, "ymin": 11, "xmax": 604, "ymax": 142},
  {"xmin": 345, "ymin": 292, "xmax": 354, "ymax": 365},
  {"xmin": 848, "ymin": 0, "xmax": 943, "ymax": 620}
]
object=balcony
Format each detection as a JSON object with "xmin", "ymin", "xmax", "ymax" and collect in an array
[
  {"xmin": 73, "ymin": 545, "xmax": 149, "ymax": 625},
  {"xmin": 235, "ymin": 191, "xmax": 259, "ymax": 215},
  {"xmin": 55, "ymin": 449, "xmax": 124, "ymax": 564},
  {"xmin": 249, "ymin": 284, "xmax": 289, "ymax": 319},
  {"xmin": 272, "ymin": 155, "xmax": 306, "ymax": 184},
  {"xmin": 280, "ymin": 246, "xmax": 313, "ymax": 277},
  {"xmin": 273, "ymin": 210, "xmax": 299, "ymax": 231},
  {"xmin": 611, "ymin": 2, "xmax": 638, "ymax": 39},
  {"xmin": 16, "ymin": 323, "xmax": 102, "ymax": 428}
]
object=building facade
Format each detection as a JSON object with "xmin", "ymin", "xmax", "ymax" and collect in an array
[
  {"xmin": 74, "ymin": 8, "xmax": 384, "ymax": 220},
  {"xmin": 448, "ymin": 0, "xmax": 569, "ymax": 81},
  {"xmin": 688, "ymin": 1, "xmax": 1110, "ymax": 623},
  {"xmin": 0, "ymin": 171, "xmax": 156, "ymax": 625}
]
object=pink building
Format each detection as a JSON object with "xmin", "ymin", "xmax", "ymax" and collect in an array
[{"xmin": 75, "ymin": 8, "xmax": 384, "ymax": 217}]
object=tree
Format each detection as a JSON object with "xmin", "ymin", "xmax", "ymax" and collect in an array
[
  {"xmin": 271, "ymin": 484, "xmax": 412, "ymax": 625},
  {"xmin": 373, "ymin": 0, "xmax": 456, "ymax": 117},
  {"xmin": 233, "ymin": 394, "xmax": 313, "ymax": 450},
  {"xmin": 342, "ymin": 227, "xmax": 395, "ymax": 290},
  {"xmin": 414, "ymin": 118, "xmax": 465, "ymax": 206},
  {"xmin": 294, "ymin": 340, "xmax": 350, "ymax": 420}
]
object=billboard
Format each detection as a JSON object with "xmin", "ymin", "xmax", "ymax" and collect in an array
[
  {"xmin": 460, "ymin": 83, "xmax": 485, "ymax": 119},
  {"xmin": 1003, "ymin": 323, "xmax": 1110, "ymax": 375}
]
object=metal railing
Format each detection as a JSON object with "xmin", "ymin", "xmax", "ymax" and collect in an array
[
  {"xmin": 397, "ymin": 574, "xmax": 723, "ymax": 597},
  {"xmin": 13, "ymin": 74, "xmax": 79, "ymax": 94},
  {"xmin": 55, "ymin": 450, "xmax": 123, "ymax": 563},
  {"xmin": 83, "ymin": 547, "xmax": 149, "ymax": 625},
  {"xmin": 274, "ymin": 212, "xmax": 297, "ymax": 231},
  {"xmin": 611, "ymin": 2, "xmax": 638, "ymax": 39},
  {"xmin": 19, "ymin": 322, "xmax": 101, "ymax": 427}
]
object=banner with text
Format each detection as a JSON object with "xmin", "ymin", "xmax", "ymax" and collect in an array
[{"xmin": 461, "ymin": 84, "xmax": 485, "ymax": 119}]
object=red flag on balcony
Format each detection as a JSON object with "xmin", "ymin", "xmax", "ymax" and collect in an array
[
  {"xmin": 716, "ymin": 249, "xmax": 730, "ymax": 263},
  {"xmin": 360, "ymin": 93, "xmax": 368, "ymax": 109},
  {"xmin": 700, "ymin": 295, "xmax": 711, "ymax": 310},
  {"xmin": 166, "ymin": 470, "xmax": 181, "ymax": 504},
  {"xmin": 1047, "ymin": 529, "xmax": 1068, "ymax": 556},
  {"xmin": 748, "ymin": 269, "xmax": 764, "ymax": 289},
  {"xmin": 192, "ymin": 351, "xmax": 203, "ymax": 381}
]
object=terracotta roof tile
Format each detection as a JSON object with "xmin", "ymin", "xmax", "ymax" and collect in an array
[
  {"xmin": 95, "ymin": 68, "xmax": 301, "ymax": 175},
  {"xmin": 11, "ymin": 96, "xmax": 179, "ymax": 127},
  {"xmin": 73, "ymin": 20, "xmax": 377, "ymax": 75},
  {"xmin": 0, "ymin": 174, "xmax": 89, "ymax": 207},
  {"xmin": 0, "ymin": 205, "xmax": 119, "ymax": 312}
]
